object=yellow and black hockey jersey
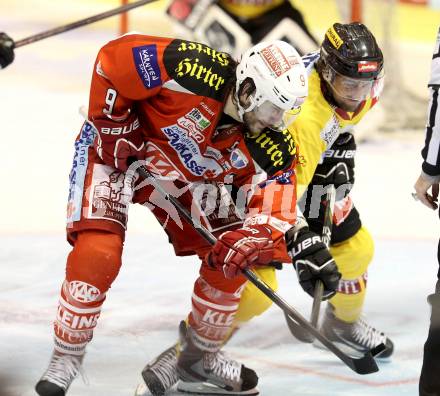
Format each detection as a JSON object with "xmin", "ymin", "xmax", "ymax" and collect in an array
[{"xmin": 290, "ymin": 52, "xmax": 378, "ymax": 199}]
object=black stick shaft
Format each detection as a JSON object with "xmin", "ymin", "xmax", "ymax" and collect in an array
[
  {"xmin": 310, "ymin": 185, "xmax": 336, "ymax": 327},
  {"xmin": 285, "ymin": 185, "xmax": 336, "ymax": 343},
  {"xmin": 14, "ymin": 0, "xmax": 157, "ymax": 48}
]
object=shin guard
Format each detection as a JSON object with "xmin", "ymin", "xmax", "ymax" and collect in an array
[
  {"xmin": 188, "ymin": 272, "xmax": 247, "ymax": 352},
  {"xmin": 54, "ymin": 230, "xmax": 123, "ymax": 355}
]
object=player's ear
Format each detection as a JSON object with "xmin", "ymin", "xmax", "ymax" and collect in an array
[{"xmin": 237, "ymin": 78, "xmax": 256, "ymax": 109}]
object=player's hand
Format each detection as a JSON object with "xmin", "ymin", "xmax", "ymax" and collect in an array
[
  {"xmin": 93, "ymin": 112, "xmax": 146, "ymax": 171},
  {"xmin": 208, "ymin": 225, "xmax": 273, "ymax": 279},
  {"xmin": 312, "ymin": 132, "xmax": 355, "ymax": 199},
  {"xmin": 413, "ymin": 173, "xmax": 439, "ymax": 210},
  {"xmin": 0, "ymin": 32, "xmax": 15, "ymax": 69},
  {"xmin": 286, "ymin": 227, "xmax": 341, "ymax": 299}
]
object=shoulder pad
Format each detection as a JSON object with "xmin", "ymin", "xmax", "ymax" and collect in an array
[
  {"xmin": 301, "ymin": 51, "xmax": 320, "ymax": 75},
  {"xmin": 244, "ymin": 128, "xmax": 296, "ymax": 176},
  {"xmin": 163, "ymin": 39, "xmax": 235, "ymax": 102}
]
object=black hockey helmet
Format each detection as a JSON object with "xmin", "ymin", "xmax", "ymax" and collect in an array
[
  {"xmin": 317, "ymin": 22, "xmax": 384, "ymax": 110},
  {"xmin": 320, "ymin": 22, "xmax": 383, "ymax": 80}
]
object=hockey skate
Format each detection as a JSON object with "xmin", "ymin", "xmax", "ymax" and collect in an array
[
  {"xmin": 176, "ymin": 323, "xmax": 259, "ymax": 395},
  {"xmin": 316, "ymin": 304, "xmax": 394, "ymax": 359},
  {"xmin": 137, "ymin": 344, "xmax": 179, "ymax": 396},
  {"xmin": 35, "ymin": 350, "xmax": 84, "ymax": 396},
  {"xmin": 135, "ymin": 321, "xmax": 258, "ymax": 396}
]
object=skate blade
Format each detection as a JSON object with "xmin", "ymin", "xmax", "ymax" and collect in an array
[
  {"xmin": 135, "ymin": 382, "xmax": 150, "ymax": 396},
  {"xmin": 135, "ymin": 381, "xmax": 188, "ymax": 396},
  {"xmin": 177, "ymin": 380, "xmax": 259, "ymax": 395}
]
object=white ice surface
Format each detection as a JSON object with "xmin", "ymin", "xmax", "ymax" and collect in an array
[{"xmin": 0, "ymin": 233, "xmax": 437, "ymax": 396}]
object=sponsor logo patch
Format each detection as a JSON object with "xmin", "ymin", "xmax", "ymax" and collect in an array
[
  {"xmin": 261, "ymin": 44, "xmax": 292, "ymax": 77},
  {"xmin": 186, "ymin": 108, "xmax": 211, "ymax": 130},
  {"xmin": 323, "ymin": 149, "xmax": 356, "ymax": 159},
  {"xmin": 245, "ymin": 128, "xmax": 296, "ymax": 175},
  {"xmin": 258, "ymin": 169, "xmax": 295, "ymax": 188},
  {"xmin": 162, "ymin": 124, "xmax": 206, "ymax": 176},
  {"xmin": 205, "ymin": 146, "xmax": 231, "ymax": 171},
  {"xmin": 163, "ymin": 39, "xmax": 233, "ymax": 101},
  {"xmin": 177, "ymin": 117, "xmax": 205, "ymax": 143},
  {"xmin": 99, "ymin": 118, "xmax": 140, "ymax": 135},
  {"xmin": 337, "ymin": 273, "xmax": 368, "ymax": 295},
  {"xmin": 176, "ymin": 108, "xmax": 211, "ymax": 143},
  {"xmin": 86, "ymin": 164, "xmax": 133, "ymax": 228},
  {"xmin": 67, "ymin": 122, "xmax": 96, "ymax": 225},
  {"xmin": 57, "ymin": 306, "xmax": 101, "ymax": 330},
  {"xmin": 68, "ymin": 281, "xmax": 101, "ymax": 303},
  {"xmin": 133, "ymin": 45, "xmax": 162, "ymax": 88},
  {"xmin": 145, "ymin": 142, "xmax": 186, "ymax": 180},
  {"xmin": 321, "ymin": 114, "xmax": 340, "ymax": 147},
  {"xmin": 161, "ymin": 124, "xmax": 223, "ymax": 177},
  {"xmin": 326, "ymin": 26, "xmax": 344, "ymax": 49},
  {"xmin": 229, "ymin": 148, "xmax": 248, "ymax": 169},
  {"xmin": 357, "ymin": 61, "xmax": 378, "ymax": 73},
  {"xmin": 202, "ymin": 309, "xmax": 235, "ymax": 326}
]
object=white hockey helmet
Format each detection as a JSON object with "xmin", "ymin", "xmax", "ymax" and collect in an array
[{"xmin": 235, "ymin": 40, "xmax": 308, "ymax": 130}]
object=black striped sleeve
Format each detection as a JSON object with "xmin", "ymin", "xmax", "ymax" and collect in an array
[
  {"xmin": 422, "ymin": 27, "xmax": 440, "ymax": 177},
  {"xmin": 422, "ymin": 88, "xmax": 440, "ymax": 176},
  {"xmin": 428, "ymin": 27, "xmax": 440, "ymax": 87}
]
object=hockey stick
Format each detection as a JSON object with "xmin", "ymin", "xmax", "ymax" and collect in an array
[
  {"xmin": 284, "ymin": 185, "xmax": 336, "ymax": 343},
  {"xmin": 14, "ymin": 0, "xmax": 158, "ymax": 48},
  {"xmin": 130, "ymin": 162, "xmax": 385, "ymax": 375}
]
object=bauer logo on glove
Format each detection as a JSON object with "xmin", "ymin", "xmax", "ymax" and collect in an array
[{"xmin": 286, "ymin": 226, "xmax": 341, "ymax": 299}]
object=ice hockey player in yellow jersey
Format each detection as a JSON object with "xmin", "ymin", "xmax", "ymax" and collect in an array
[{"xmin": 235, "ymin": 22, "xmax": 394, "ymax": 361}]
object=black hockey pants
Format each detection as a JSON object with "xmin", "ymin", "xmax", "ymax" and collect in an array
[{"xmin": 419, "ymin": 210, "xmax": 440, "ymax": 396}]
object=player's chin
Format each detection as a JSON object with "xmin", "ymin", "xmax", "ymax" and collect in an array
[
  {"xmin": 248, "ymin": 121, "xmax": 267, "ymax": 134},
  {"xmin": 341, "ymin": 99, "xmax": 362, "ymax": 112}
]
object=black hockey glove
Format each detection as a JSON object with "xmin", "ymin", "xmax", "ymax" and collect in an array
[
  {"xmin": 312, "ymin": 132, "xmax": 356, "ymax": 201},
  {"xmin": 0, "ymin": 33, "xmax": 15, "ymax": 69},
  {"xmin": 286, "ymin": 227, "xmax": 341, "ymax": 299}
]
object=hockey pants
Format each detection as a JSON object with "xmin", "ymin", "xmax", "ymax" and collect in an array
[{"xmin": 419, "ymin": 235, "xmax": 440, "ymax": 396}]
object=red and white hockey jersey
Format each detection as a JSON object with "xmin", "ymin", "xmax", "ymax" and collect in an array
[{"xmin": 83, "ymin": 34, "xmax": 299, "ymax": 261}]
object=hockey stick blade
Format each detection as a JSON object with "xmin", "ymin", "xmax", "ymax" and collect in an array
[
  {"xmin": 284, "ymin": 312, "xmax": 314, "ymax": 343},
  {"xmin": 131, "ymin": 163, "xmax": 380, "ymax": 375},
  {"xmin": 244, "ymin": 269, "xmax": 380, "ymax": 375}
]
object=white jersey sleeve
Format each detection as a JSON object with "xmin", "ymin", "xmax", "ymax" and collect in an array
[
  {"xmin": 429, "ymin": 27, "xmax": 440, "ymax": 87},
  {"xmin": 422, "ymin": 26, "xmax": 440, "ymax": 180}
]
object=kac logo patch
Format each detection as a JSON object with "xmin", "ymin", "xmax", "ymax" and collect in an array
[{"xmin": 133, "ymin": 45, "xmax": 162, "ymax": 89}]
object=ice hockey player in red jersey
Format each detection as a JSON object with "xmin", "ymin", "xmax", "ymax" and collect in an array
[{"xmin": 34, "ymin": 35, "xmax": 340, "ymax": 396}]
